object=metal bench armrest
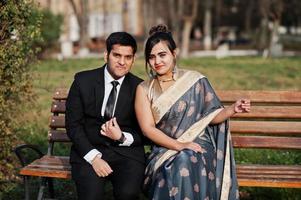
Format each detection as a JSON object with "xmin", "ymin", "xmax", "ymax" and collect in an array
[{"xmin": 14, "ymin": 144, "xmax": 44, "ymax": 167}]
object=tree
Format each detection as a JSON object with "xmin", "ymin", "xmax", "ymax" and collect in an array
[
  {"xmin": 143, "ymin": 0, "xmax": 156, "ymax": 36},
  {"xmin": 244, "ymin": 0, "xmax": 255, "ymax": 36},
  {"xmin": 0, "ymin": 0, "xmax": 41, "ymax": 194},
  {"xmin": 203, "ymin": 0, "xmax": 213, "ymax": 50},
  {"xmin": 168, "ymin": 0, "xmax": 183, "ymax": 44},
  {"xmin": 180, "ymin": 0, "xmax": 198, "ymax": 57},
  {"xmin": 36, "ymin": 9, "xmax": 63, "ymax": 57},
  {"xmin": 68, "ymin": 0, "xmax": 89, "ymax": 52},
  {"xmin": 142, "ymin": 0, "xmax": 198, "ymax": 57},
  {"xmin": 257, "ymin": 0, "xmax": 284, "ymax": 57},
  {"xmin": 257, "ymin": 0, "xmax": 270, "ymax": 53},
  {"xmin": 214, "ymin": 0, "xmax": 223, "ymax": 33},
  {"xmin": 269, "ymin": 0, "xmax": 284, "ymax": 56}
]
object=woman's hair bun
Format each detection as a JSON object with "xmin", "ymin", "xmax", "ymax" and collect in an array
[{"xmin": 149, "ymin": 24, "xmax": 170, "ymax": 36}]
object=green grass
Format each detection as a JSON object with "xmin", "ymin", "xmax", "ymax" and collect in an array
[
  {"xmin": 181, "ymin": 56, "xmax": 301, "ymax": 90},
  {"xmin": 9, "ymin": 56, "xmax": 301, "ymax": 200}
]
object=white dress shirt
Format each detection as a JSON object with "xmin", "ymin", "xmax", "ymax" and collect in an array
[{"xmin": 83, "ymin": 66, "xmax": 134, "ymax": 164}]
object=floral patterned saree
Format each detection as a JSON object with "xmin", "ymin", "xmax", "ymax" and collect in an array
[{"xmin": 141, "ymin": 69, "xmax": 239, "ymax": 200}]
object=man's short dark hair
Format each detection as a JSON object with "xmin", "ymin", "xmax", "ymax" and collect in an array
[{"xmin": 106, "ymin": 32, "xmax": 137, "ymax": 55}]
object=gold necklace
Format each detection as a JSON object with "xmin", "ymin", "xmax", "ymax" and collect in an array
[{"xmin": 158, "ymin": 78, "xmax": 174, "ymax": 82}]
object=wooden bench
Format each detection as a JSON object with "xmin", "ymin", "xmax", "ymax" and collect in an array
[{"xmin": 14, "ymin": 88, "xmax": 301, "ymax": 199}]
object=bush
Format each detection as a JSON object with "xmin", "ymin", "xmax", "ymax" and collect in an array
[
  {"xmin": 35, "ymin": 9, "xmax": 63, "ymax": 57},
  {"xmin": 0, "ymin": 0, "xmax": 41, "ymax": 196}
]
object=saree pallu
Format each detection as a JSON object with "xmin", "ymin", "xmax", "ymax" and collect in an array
[{"xmin": 142, "ymin": 70, "xmax": 239, "ymax": 200}]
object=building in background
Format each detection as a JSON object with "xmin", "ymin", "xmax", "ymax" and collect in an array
[{"xmin": 36, "ymin": 0, "xmax": 143, "ymax": 56}]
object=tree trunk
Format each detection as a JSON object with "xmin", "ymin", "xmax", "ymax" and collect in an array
[
  {"xmin": 136, "ymin": 0, "xmax": 144, "ymax": 36},
  {"xmin": 143, "ymin": 0, "xmax": 149, "ymax": 35},
  {"xmin": 269, "ymin": 19, "xmax": 280, "ymax": 55},
  {"xmin": 68, "ymin": 0, "xmax": 89, "ymax": 50},
  {"xmin": 79, "ymin": 0, "xmax": 89, "ymax": 48},
  {"xmin": 46, "ymin": 0, "xmax": 51, "ymax": 9},
  {"xmin": 269, "ymin": 0, "xmax": 283, "ymax": 57},
  {"xmin": 143, "ymin": 0, "xmax": 155, "ymax": 36},
  {"xmin": 103, "ymin": 0, "xmax": 108, "ymax": 38},
  {"xmin": 122, "ymin": 0, "xmax": 129, "ymax": 32},
  {"xmin": 168, "ymin": 0, "xmax": 179, "ymax": 44},
  {"xmin": 258, "ymin": 0, "xmax": 270, "ymax": 55},
  {"xmin": 203, "ymin": 0, "xmax": 212, "ymax": 50},
  {"xmin": 181, "ymin": 18, "xmax": 193, "ymax": 57},
  {"xmin": 245, "ymin": 0, "xmax": 255, "ymax": 35},
  {"xmin": 180, "ymin": 0, "xmax": 198, "ymax": 58},
  {"xmin": 215, "ymin": 0, "xmax": 222, "ymax": 30}
]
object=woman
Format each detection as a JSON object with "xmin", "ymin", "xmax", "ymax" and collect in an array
[{"xmin": 135, "ymin": 24, "xmax": 250, "ymax": 200}]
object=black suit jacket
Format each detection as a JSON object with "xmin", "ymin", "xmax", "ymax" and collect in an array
[{"xmin": 66, "ymin": 65, "xmax": 145, "ymax": 164}]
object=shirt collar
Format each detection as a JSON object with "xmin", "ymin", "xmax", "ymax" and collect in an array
[{"xmin": 104, "ymin": 65, "xmax": 125, "ymax": 86}]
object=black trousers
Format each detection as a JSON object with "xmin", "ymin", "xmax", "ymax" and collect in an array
[{"xmin": 71, "ymin": 149, "xmax": 145, "ymax": 200}]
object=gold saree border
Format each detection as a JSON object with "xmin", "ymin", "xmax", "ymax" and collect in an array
[
  {"xmin": 151, "ymin": 71, "xmax": 204, "ymax": 124},
  {"xmin": 220, "ymin": 129, "xmax": 231, "ymax": 199},
  {"xmin": 153, "ymin": 108, "xmax": 223, "ymax": 172}
]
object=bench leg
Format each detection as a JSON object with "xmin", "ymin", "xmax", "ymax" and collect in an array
[
  {"xmin": 37, "ymin": 178, "xmax": 46, "ymax": 200},
  {"xmin": 24, "ymin": 176, "xmax": 30, "ymax": 200},
  {"xmin": 47, "ymin": 178, "xmax": 55, "ymax": 198}
]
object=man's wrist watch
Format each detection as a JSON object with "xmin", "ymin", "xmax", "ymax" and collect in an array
[{"xmin": 115, "ymin": 133, "xmax": 125, "ymax": 144}]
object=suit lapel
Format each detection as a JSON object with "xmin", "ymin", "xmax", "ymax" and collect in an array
[
  {"xmin": 95, "ymin": 66, "xmax": 105, "ymax": 118},
  {"xmin": 114, "ymin": 74, "xmax": 130, "ymax": 118}
]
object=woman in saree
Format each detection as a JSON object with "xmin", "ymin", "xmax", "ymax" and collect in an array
[{"xmin": 135, "ymin": 24, "xmax": 251, "ymax": 200}]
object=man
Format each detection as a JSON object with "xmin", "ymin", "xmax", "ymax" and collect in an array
[{"xmin": 66, "ymin": 32, "xmax": 145, "ymax": 200}]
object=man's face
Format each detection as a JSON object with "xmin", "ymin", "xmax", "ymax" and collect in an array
[{"xmin": 105, "ymin": 44, "xmax": 135, "ymax": 79}]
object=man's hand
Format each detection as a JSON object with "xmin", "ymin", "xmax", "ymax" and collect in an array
[
  {"xmin": 91, "ymin": 156, "xmax": 113, "ymax": 177},
  {"xmin": 100, "ymin": 117, "xmax": 123, "ymax": 141}
]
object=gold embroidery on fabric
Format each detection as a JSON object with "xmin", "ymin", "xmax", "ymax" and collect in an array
[
  {"xmin": 152, "ymin": 70, "xmax": 204, "ymax": 123},
  {"xmin": 205, "ymin": 92, "xmax": 214, "ymax": 102},
  {"xmin": 220, "ymin": 130, "xmax": 231, "ymax": 199}
]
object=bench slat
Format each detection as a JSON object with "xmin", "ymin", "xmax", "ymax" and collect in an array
[
  {"xmin": 20, "ymin": 167, "xmax": 71, "ymax": 179},
  {"xmin": 231, "ymin": 121, "xmax": 301, "ymax": 135},
  {"xmin": 19, "ymin": 156, "xmax": 71, "ymax": 179},
  {"xmin": 49, "ymin": 116, "xmax": 65, "ymax": 128},
  {"xmin": 53, "ymin": 88, "xmax": 68, "ymax": 100},
  {"xmin": 231, "ymin": 106, "xmax": 301, "ymax": 119},
  {"xmin": 238, "ymin": 174, "xmax": 301, "ymax": 179},
  {"xmin": 237, "ymin": 165, "xmax": 301, "ymax": 171},
  {"xmin": 238, "ymin": 178, "xmax": 301, "ymax": 188},
  {"xmin": 237, "ymin": 164, "xmax": 301, "ymax": 188},
  {"xmin": 217, "ymin": 90, "xmax": 301, "ymax": 104},
  {"xmin": 51, "ymin": 101, "xmax": 66, "ymax": 114},
  {"xmin": 48, "ymin": 130, "xmax": 70, "ymax": 142},
  {"xmin": 232, "ymin": 135, "xmax": 301, "ymax": 149}
]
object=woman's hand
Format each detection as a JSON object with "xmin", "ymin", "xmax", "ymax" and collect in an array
[
  {"xmin": 177, "ymin": 141, "xmax": 206, "ymax": 153},
  {"xmin": 233, "ymin": 99, "xmax": 251, "ymax": 113},
  {"xmin": 211, "ymin": 98, "xmax": 251, "ymax": 124}
]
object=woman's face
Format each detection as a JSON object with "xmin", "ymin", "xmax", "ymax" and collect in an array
[{"xmin": 148, "ymin": 41, "xmax": 175, "ymax": 76}]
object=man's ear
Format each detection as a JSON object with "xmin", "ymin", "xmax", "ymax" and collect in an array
[{"xmin": 104, "ymin": 51, "xmax": 108, "ymax": 63}]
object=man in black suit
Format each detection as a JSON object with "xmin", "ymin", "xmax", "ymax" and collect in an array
[{"xmin": 66, "ymin": 32, "xmax": 145, "ymax": 200}]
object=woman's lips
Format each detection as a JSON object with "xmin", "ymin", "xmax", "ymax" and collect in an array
[{"xmin": 155, "ymin": 65, "xmax": 164, "ymax": 70}]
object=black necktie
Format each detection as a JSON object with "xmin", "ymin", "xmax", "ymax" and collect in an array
[{"xmin": 104, "ymin": 81, "xmax": 119, "ymax": 120}]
